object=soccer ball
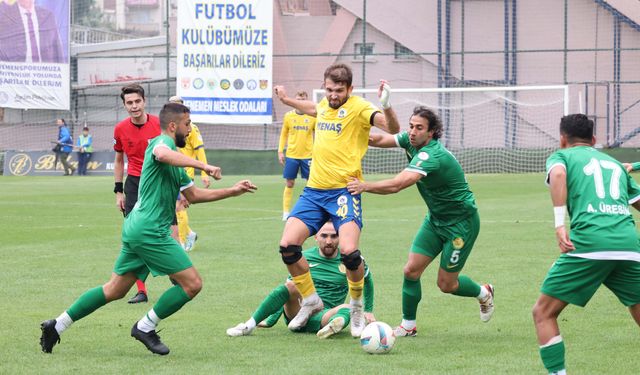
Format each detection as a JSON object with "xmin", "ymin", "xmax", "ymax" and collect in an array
[{"xmin": 360, "ymin": 322, "xmax": 396, "ymax": 354}]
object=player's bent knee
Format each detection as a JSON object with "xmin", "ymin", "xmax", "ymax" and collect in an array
[
  {"xmin": 341, "ymin": 250, "xmax": 362, "ymax": 271},
  {"xmin": 280, "ymin": 245, "xmax": 303, "ymax": 265},
  {"xmin": 437, "ymin": 279, "xmax": 457, "ymax": 294}
]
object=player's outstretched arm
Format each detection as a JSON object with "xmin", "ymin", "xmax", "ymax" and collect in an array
[
  {"xmin": 154, "ymin": 146, "xmax": 222, "ymax": 180},
  {"xmin": 369, "ymin": 133, "xmax": 397, "ymax": 148},
  {"xmin": 372, "ymin": 80, "xmax": 400, "ymax": 134},
  {"xmin": 274, "ymin": 85, "xmax": 317, "ymax": 116},
  {"xmin": 347, "ymin": 170, "xmax": 422, "ymax": 195},
  {"xmin": 182, "ymin": 180, "xmax": 257, "ymax": 204}
]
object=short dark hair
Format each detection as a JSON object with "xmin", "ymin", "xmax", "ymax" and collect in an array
[
  {"xmin": 159, "ymin": 103, "xmax": 190, "ymax": 130},
  {"xmin": 323, "ymin": 63, "xmax": 352, "ymax": 87},
  {"xmin": 120, "ymin": 84, "xmax": 145, "ymax": 103},
  {"xmin": 560, "ymin": 114, "xmax": 593, "ymax": 143},
  {"xmin": 412, "ymin": 106, "xmax": 443, "ymax": 140}
]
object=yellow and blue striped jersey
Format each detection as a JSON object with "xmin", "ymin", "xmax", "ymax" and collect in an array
[
  {"xmin": 278, "ymin": 111, "xmax": 315, "ymax": 159},
  {"xmin": 307, "ymin": 95, "xmax": 379, "ymax": 189}
]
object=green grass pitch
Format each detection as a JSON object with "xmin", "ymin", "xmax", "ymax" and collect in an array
[{"xmin": 0, "ymin": 174, "xmax": 637, "ymax": 374}]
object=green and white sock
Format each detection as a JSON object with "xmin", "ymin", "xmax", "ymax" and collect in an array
[
  {"xmin": 401, "ymin": 277, "xmax": 421, "ymax": 321},
  {"xmin": 153, "ymin": 285, "xmax": 192, "ymax": 320},
  {"xmin": 137, "ymin": 309, "xmax": 161, "ymax": 333},
  {"xmin": 54, "ymin": 312, "xmax": 73, "ymax": 334},
  {"xmin": 66, "ymin": 286, "xmax": 107, "ymax": 322},
  {"xmin": 452, "ymin": 275, "xmax": 481, "ymax": 297},
  {"xmin": 540, "ymin": 335, "xmax": 566, "ymax": 374},
  {"xmin": 251, "ymin": 284, "xmax": 290, "ymax": 324}
]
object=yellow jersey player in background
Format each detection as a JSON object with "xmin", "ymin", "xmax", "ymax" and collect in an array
[
  {"xmin": 169, "ymin": 96, "xmax": 210, "ymax": 251},
  {"xmin": 273, "ymin": 63, "xmax": 400, "ymax": 337},
  {"xmin": 278, "ymin": 90, "xmax": 316, "ymax": 221}
]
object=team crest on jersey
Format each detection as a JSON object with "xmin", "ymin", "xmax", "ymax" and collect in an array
[
  {"xmin": 338, "ymin": 108, "xmax": 347, "ymax": 118},
  {"xmin": 338, "ymin": 264, "xmax": 347, "ymax": 274},
  {"xmin": 452, "ymin": 237, "xmax": 464, "ymax": 250},
  {"xmin": 337, "ymin": 195, "xmax": 348, "ymax": 206},
  {"xmin": 418, "ymin": 152, "xmax": 429, "ymax": 160}
]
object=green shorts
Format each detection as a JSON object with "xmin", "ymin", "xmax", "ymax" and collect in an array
[
  {"xmin": 113, "ymin": 235, "xmax": 193, "ymax": 280},
  {"xmin": 541, "ymin": 254, "xmax": 640, "ymax": 307},
  {"xmin": 411, "ymin": 211, "xmax": 480, "ymax": 273},
  {"xmin": 283, "ymin": 308, "xmax": 329, "ymax": 333}
]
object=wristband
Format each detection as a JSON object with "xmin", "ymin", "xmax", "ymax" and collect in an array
[
  {"xmin": 553, "ymin": 206, "xmax": 566, "ymax": 228},
  {"xmin": 114, "ymin": 182, "xmax": 124, "ymax": 194}
]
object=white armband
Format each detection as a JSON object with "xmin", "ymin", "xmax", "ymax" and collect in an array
[{"xmin": 553, "ymin": 206, "xmax": 566, "ymax": 228}]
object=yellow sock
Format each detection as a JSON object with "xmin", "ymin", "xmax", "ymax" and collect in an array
[
  {"xmin": 348, "ymin": 277, "xmax": 365, "ymax": 300},
  {"xmin": 176, "ymin": 210, "xmax": 190, "ymax": 244},
  {"xmin": 283, "ymin": 186, "xmax": 293, "ymax": 213},
  {"xmin": 292, "ymin": 272, "xmax": 316, "ymax": 298}
]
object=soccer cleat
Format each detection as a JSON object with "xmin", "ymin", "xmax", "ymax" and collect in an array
[
  {"xmin": 282, "ymin": 212, "xmax": 289, "ymax": 221},
  {"xmin": 349, "ymin": 299, "xmax": 365, "ymax": 338},
  {"xmin": 128, "ymin": 291, "xmax": 148, "ymax": 304},
  {"xmin": 288, "ymin": 294, "xmax": 324, "ymax": 331},
  {"xmin": 316, "ymin": 316, "xmax": 345, "ymax": 339},
  {"xmin": 131, "ymin": 322, "xmax": 170, "ymax": 355},
  {"xmin": 479, "ymin": 284, "xmax": 495, "ymax": 322},
  {"xmin": 40, "ymin": 319, "xmax": 61, "ymax": 353},
  {"xmin": 226, "ymin": 323, "xmax": 254, "ymax": 337},
  {"xmin": 184, "ymin": 231, "xmax": 198, "ymax": 252},
  {"xmin": 394, "ymin": 325, "xmax": 417, "ymax": 337}
]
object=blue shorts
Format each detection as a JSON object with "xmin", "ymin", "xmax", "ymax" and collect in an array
[
  {"xmin": 283, "ymin": 157, "xmax": 311, "ymax": 180},
  {"xmin": 290, "ymin": 187, "xmax": 363, "ymax": 235}
]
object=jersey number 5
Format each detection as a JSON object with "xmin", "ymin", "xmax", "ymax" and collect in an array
[{"xmin": 583, "ymin": 158, "xmax": 622, "ymax": 199}]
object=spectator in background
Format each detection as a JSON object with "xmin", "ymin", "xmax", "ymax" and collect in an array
[
  {"xmin": 54, "ymin": 118, "xmax": 74, "ymax": 176},
  {"xmin": 76, "ymin": 126, "xmax": 93, "ymax": 176},
  {"xmin": 0, "ymin": 0, "xmax": 65, "ymax": 63}
]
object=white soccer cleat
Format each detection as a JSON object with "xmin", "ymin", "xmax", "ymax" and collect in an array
[
  {"xmin": 287, "ymin": 294, "xmax": 323, "ymax": 331},
  {"xmin": 479, "ymin": 284, "xmax": 494, "ymax": 322},
  {"xmin": 184, "ymin": 231, "xmax": 198, "ymax": 252},
  {"xmin": 316, "ymin": 316, "xmax": 345, "ymax": 339},
  {"xmin": 393, "ymin": 325, "xmax": 417, "ymax": 337},
  {"xmin": 226, "ymin": 323, "xmax": 254, "ymax": 337},
  {"xmin": 349, "ymin": 299, "xmax": 365, "ymax": 338},
  {"xmin": 282, "ymin": 212, "xmax": 289, "ymax": 221}
]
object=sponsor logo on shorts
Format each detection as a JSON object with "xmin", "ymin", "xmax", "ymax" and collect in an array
[
  {"xmin": 337, "ymin": 195, "xmax": 348, "ymax": 206},
  {"xmin": 452, "ymin": 237, "xmax": 464, "ymax": 249}
]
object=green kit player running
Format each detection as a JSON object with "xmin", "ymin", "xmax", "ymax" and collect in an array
[
  {"xmin": 532, "ymin": 114, "xmax": 640, "ymax": 375},
  {"xmin": 39, "ymin": 103, "xmax": 257, "ymax": 355},
  {"xmin": 226, "ymin": 222, "xmax": 375, "ymax": 338},
  {"xmin": 347, "ymin": 106, "xmax": 494, "ymax": 337}
]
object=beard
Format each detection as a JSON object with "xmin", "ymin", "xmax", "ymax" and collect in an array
[
  {"xmin": 328, "ymin": 95, "xmax": 348, "ymax": 110},
  {"xmin": 175, "ymin": 132, "xmax": 187, "ymax": 148}
]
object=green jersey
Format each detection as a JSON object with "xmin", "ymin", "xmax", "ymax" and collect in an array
[
  {"xmin": 546, "ymin": 146, "xmax": 640, "ymax": 259},
  {"xmin": 395, "ymin": 132, "xmax": 477, "ymax": 226},
  {"xmin": 123, "ymin": 134, "xmax": 193, "ymax": 241},
  {"xmin": 302, "ymin": 247, "xmax": 374, "ymax": 312}
]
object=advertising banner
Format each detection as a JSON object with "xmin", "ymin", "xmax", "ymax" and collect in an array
[
  {"xmin": 177, "ymin": 0, "xmax": 273, "ymax": 124},
  {"xmin": 4, "ymin": 150, "xmax": 117, "ymax": 176},
  {"xmin": 0, "ymin": 0, "xmax": 70, "ymax": 110}
]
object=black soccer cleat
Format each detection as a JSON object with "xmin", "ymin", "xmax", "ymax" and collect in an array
[
  {"xmin": 131, "ymin": 323, "xmax": 170, "ymax": 355},
  {"xmin": 40, "ymin": 319, "xmax": 60, "ymax": 353},
  {"xmin": 128, "ymin": 291, "xmax": 148, "ymax": 304}
]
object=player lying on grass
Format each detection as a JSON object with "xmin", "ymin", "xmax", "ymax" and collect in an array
[
  {"xmin": 533, "ymin": 114, "xmax": 640, "ymax": 375},
  {"xmin": 347, "ymin": 106, "xmax": 494, "ymax": 338},
  {"xmin": 40, "ymin": 103, "xmax": 257, "ymax": 356},
  {"xmin": 226, "ymin": 222, "xmax": 375, "ymax": 338}
]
